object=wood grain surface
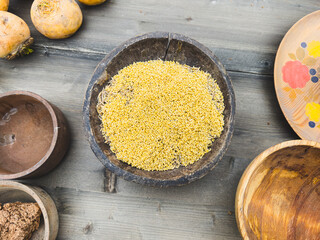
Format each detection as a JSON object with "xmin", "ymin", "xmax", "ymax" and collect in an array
[
  {"xmin": 274, "ymin": 10, "xmax": 320, "ymax": 142},
  {"xmin": 1, "ymin": 0, "xmax": 319, "ymax": 239},
  {"xmin": 236, "ymin": 140, "xmax": 320, "ymax": 240}
]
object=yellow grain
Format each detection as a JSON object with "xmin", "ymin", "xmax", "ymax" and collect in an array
[{"xmin": 97, "ymin": 60, "xmax": 224, "ymax": 171}]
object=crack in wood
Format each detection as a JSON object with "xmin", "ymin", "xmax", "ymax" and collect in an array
[
  {"xmin": 83, "ymin": 222, "xmax": 93, "ymax": 234},
  {"xmin": 157, "ymin": 202, "xmax": 161, "ymax": 212},
  {"xmin": 229, "ymin": 157, "xmax": 235, "ymax": 171},
  {"xmin": 104, "ymin": 169, "xmax": 117, "ymax": 193},
  {"xmin": 163, "ymin": 33, "xmax": 171, "ymax": 61},
  {"xmin": 30, "ymin": 42, "xmax": 273, "ymax": 77},
  {"xmin": 211, "ymin": 213, "xmax": 216, "ymax": 227}
]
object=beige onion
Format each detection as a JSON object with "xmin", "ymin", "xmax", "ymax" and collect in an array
[
  {"xmin": 0, "ymin": 11, "xmax": 33, "ymax": 59},
  {"xmin": 30, "ymin": 0, "xmax": 83, "ymax": 39}
]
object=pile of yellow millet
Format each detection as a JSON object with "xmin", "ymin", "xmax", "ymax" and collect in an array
[{"xmin": 97, "ymin": 60, "xmax": 225, "ymax": 171}]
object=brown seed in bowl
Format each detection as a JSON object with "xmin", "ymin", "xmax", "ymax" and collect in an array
[
  {"xmin": 0, "ymin": 202, "xmax": 41, "ymax": 240},
  {"xmin": 0, "ymin": 181, "xmax": 59, "ymax": 239}
]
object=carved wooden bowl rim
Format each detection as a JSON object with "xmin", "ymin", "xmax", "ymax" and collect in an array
[{"xmin": 235, "ymin": 139, "xmax": 320, "ymax": 239}]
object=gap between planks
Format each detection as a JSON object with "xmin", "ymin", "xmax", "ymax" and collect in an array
[{"xmin": 31, "ymin": 43, "xmax": 274, "ymax": 77}]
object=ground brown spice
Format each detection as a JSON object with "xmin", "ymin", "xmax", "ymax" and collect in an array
[{"xmin": 0, "ymin": 202, "xmax": 41, "ymax": 240}]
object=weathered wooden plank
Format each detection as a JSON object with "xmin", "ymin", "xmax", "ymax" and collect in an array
[
  {"xmin": 58, "ymin": 214, "xmax": 241, "ymax": 240},
  {"xmin": 6, "ymin": 0, "xmax": 320, "ymax": 74},
  {"xmin": 43, "ymin": 187, "xmax": 241, "ymax": 239}
]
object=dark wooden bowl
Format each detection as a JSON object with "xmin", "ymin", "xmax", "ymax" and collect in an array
[
  {"xmin": 0, "ymin": 90, "xmax": 69, "ymax": 179},
  {"xmin": 236, "ymin": 140, "xmax": 320, "ymax": 239},
  {"xmin": 83, "ymin": 32, "xmax": 235, "ymax": 187},
  {"xmin": 0, "ymin": 181, "xmax": 59, "ymax": 240}
]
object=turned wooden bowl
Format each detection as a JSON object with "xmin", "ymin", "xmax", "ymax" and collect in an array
[
  {"xmin": 83, "ymin": 32, "xmax": 235, "ymax": 187},
  {"xmin": 0, "ymin": 181, "xmax": 59, "ymax": 240},
  {"xmin": 0, "ymin": 91, "xmax": 69, "ymax": 179},
  {"xmin": 236, "ymin": 140, "xmax": 320, "ymax": 239}
]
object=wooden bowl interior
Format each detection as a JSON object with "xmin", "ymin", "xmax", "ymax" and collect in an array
[
  {"xmin": 89, "ymin": 36, "xmax": 232, "ymax": 181},
  {"xmin": 0, "ymin": 94, "xmax": 53, "ymax": 175},
  {"xmin": 0, "ymin": 187, "xmax": 45, "ymax": 240},
  {"xmin": 240, "ymin": 144, "xmax": 320, "ymax": 239}
]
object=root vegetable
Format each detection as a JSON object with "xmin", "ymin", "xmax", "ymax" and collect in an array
[
  {"xmin": 30, "ymin": 0, "xmax": 83, "ymax": 39},
  {"xmin": 0, "ymin": 0, "xmax": 9, "ymax": 11},
  {"xmin": 0, "ymin": 11, "xmax": 33, "ymax": 59},
  {"xmin": 78, "ymin": 0, "xmax": 106, "ymax": 6}
]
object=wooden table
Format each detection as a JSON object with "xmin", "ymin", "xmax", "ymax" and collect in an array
[{"xmin": 1, "ymin": 0, "xmax": 317, "ymax": 239}]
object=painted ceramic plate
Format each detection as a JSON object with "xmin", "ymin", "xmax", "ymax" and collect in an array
[{"xmin": 275, "ymin": 10, "xmax": 320, "ymax": 142}]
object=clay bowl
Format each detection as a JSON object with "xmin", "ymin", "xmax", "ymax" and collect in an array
[
  {"xmin": 236, "ymin": 140, "xmax": 320, "ymax": 239},
  {"xmin": 83, "ymin": 32, "xmax": 235, "ymax": 187},
  {"xmin": 0, "ymin": 90, "xmax": 69, "ymax": 179},
  {"xmin": 0, "ymin": 181, "xmax": 58, "ymax": 240}
]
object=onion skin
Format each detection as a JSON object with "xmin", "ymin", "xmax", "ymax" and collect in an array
[
  {"xmin": 0, "ymin": 11, "xmax": 33, "ymax": 59},
  {"xmin": 30, "ymin": 0, "xmax": 83, "ymax": 39},
  {"xmin": 0, "ymin": 0, "xmax": 9, "ymax": 11},
  {"xmin": 78, "ymin": 0, "xmax": 106, "ymax": 6}
]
